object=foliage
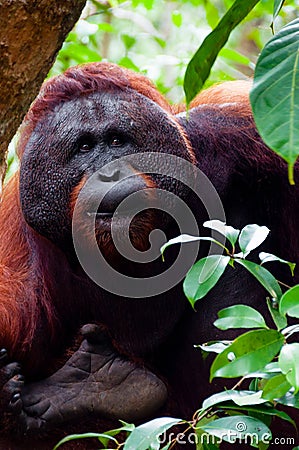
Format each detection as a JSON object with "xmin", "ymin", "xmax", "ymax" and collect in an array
[
  {"xmin": 160, "ymin": 220, "xmax": 299, "ymax": 449},
  {"xmin": 5, "ymin": 138, "xmax": 19, "ymax": 182},
  {"xmin": 161, "ymin": 221, "xmax": 283, "ymax": 308},
  {"xmin": 15, "ymin": 0, "xmax": 298, "ymax": 448},
  {"xmin": 184, "ymin": 0, "xmax": 260, "ymax": 104},
  {"xmin": 49, "ymin": 0, "xmax": 298, "ymax": 104},
  {"xmin": 54, "ymin": 219, "xmax": 299, "ymax": 448},
  {"xmin": 250, "ymin": 17, "xmax": 299, "ymax": 184}
]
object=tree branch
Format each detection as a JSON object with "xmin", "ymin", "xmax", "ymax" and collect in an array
[{"xmin": 0, "ymin": 0, "xmax": 86, "ymax": 183}]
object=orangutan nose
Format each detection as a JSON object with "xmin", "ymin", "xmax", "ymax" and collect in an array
[{"xmin": 85, "ymin": 161, "xmax": 149, "ymax": 217}]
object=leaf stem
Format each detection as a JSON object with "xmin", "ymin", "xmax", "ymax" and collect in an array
[
  {"xmin": 288, "ymin": 162, "xmax": 295, "ymax": 185},
  {"xmin": 168, "ymin": 424, "xmax": 192, "ymax": 450},
  {"xmin": 213, "ymin": 239, "xmax": 230, "ymax": 255},
  {"xmin": 277, "ymin": 279, "xmax": 292, "ymax": 289},
  {"xmin": 232, "ymin": 376, "xmax": 246, "ymax": 390},
  {"xmin": 193, "ymin": 407, "xmax": 213, "ymax": 424}
]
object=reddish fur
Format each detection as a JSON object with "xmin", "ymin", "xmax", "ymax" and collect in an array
[
  {"xmin": 173, "ymin": 80, "xmax": 252, "ymax": 118},
  {"xmin": 190, "ymin": 80, "xmax": 252, "ymax": 110},
  {"xmin": 0, "ymin": 177, "xmax": 56, "ymax": 360},
  {"xmin": 70, "ymin": 176, "xmax": 87, "ymax": 216},
  {"xmin": 0, "ymin": 176, "xmax": 27, "ymax": 352}
]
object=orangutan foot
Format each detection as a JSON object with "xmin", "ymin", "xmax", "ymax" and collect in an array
[{"xmin": 20, "ymin": 324, "xmax": 167, "ymax": 431}]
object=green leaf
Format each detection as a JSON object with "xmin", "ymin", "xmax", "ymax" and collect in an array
[
  {"xmin": 160, "ymin": 234, "xmax": 221, "ymax": 261},
  {"xmin": 282, "ymin": 324, "xmax": 299, "ymax": 339},
  {"xmin": 236, "ymin": 259, "xmax": 282, "ymax": 300},
  {"xmin": 249, "ymin": 377, "xmax": 259, "ymax": 392},
  {"xmin": 203, "ymin": 220, "xmax": 239, "ymax": 248},
  {"xmin": 262, "ymin": 373, "xmax": 292, "ymax": 401},
  {"xmin": 238, "ymin": 224, "xmax": 269, "ymax": 256},
  {"xmin": 53, "ymin": 433, "xmax": 117, "ymax": 450},
  {"xmin": 250, "ymin": 18, "xmax": 299, "ymax": 185},
  {"xmin": 267, "ymin": 297, "xmax": 287, "ymax": 331},
  {"xmin": 118, "ymin": 56, "xmax": 139, "ymax": 72},
  {"xmin": 200, "ymin": 416, "xmax": 271, "ymax": 444},
  {"xmin": 161, "ymin": 444, "xmax": 171, "ymax": 450},
  {"xmin": 219, "ymin": 48, "xmax": 252, "ymax": 66},
  {"xmin": 183, "ymin": 0, "xmax": 260, "ymax": 104},
  {"xmin": 161, "ymin": 445, "xmax": 171, "ymax": 450},
  {"xmin": 280, "ymin": 285, "xmax": 299, "ymax": 318},
  {"xmin": 244, "ymin": 362, "xmax": 281, "ymax": 380},
  {"xmin": 172, "ymin": 10, "xmax": 182, "ymax": 28},
  {"xmin": 154, "ymin": 37, "xmax": 166, "ymax": 49},
  {"xmin": 279, "ymin": 343, "xmax": 299, "ymax": 393},
  {"xmin": 132, "ymin": 0, "xmax": 154, "ymax": 9},
  {"xmin": 123, "ymin": 417, "xmax": 182, "ymax": 450},
  {"xmin": 210, "ymin": 329, "xmax": 284, "ymax": 380},
  {"xmin": 214, "ymin": 305, "xmax": 267, "ymax": 330},
  {"xmin": 276, "ymin": 391, "xmax": 299, "ymax": 409},
  {"xmin": 228, "ymin": 390, "xmax": 265, "ymax": 406},
  {"xmin": 121, "ymin": 34, "xmax": 136, "ymax": 50},
  {"xmin": 183, "ymin": 255, "xmax": 230, "ymax": 307},
  {"xmin": 273, "ymin": 0, "xmax": 285, "ymax": 23},
  {"xmin": 196, "ymin": 416, "xmax": 221, "ymax": 450},
  {"xmin": 59, "ymin": 42, "xmax": 102, "ymax": 64},
  {"xmin": 202, "ymin": 390, "xmax": 267, "ymax": 410},
  {"xmin": 219, "ymin": 403, "xmax": 295, "ymax": 427},
  {"xmin": 259, "ymin": 252, "xmax": 296, "ymax": 276},
  {"xmin": 204, "ymin": 1, "xmax": 220, "ymax": 28},
  {"xmin": 98, "ymin": 23, "xmax": 115, "ymax": 33},
  {"xmin": 196, "ymin": 341, "xmax": 232, "ymax": 354},
  {"xmin": 98, "ymin": 421, "xmax": 135, "ymax": 447}
]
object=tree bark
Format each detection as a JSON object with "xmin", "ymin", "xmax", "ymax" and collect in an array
[{"xmin": 0, "ymin": 0, "xmax": 86, "ymax": 185}]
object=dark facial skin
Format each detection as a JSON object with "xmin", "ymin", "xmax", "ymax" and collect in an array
[{"xmin": 20, "ymin": 89, "xmax": 192, "ymax": 253}]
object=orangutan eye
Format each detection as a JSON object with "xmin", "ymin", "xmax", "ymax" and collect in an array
[
  {"xmin": 109, "ymin": 136, "xmax": 124, "ymax": 147},
  {"xmin": 77, "ymin": 135, "xmax": 96, "ymax": 153},
  {"xmin": 80, "ymin": 143, "xmax": 93, "ymax": 152}
]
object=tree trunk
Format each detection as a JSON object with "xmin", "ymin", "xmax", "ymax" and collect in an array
[{"xmin": 0, "ymin": 0, "xmax": 86, "ymax": 186}]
